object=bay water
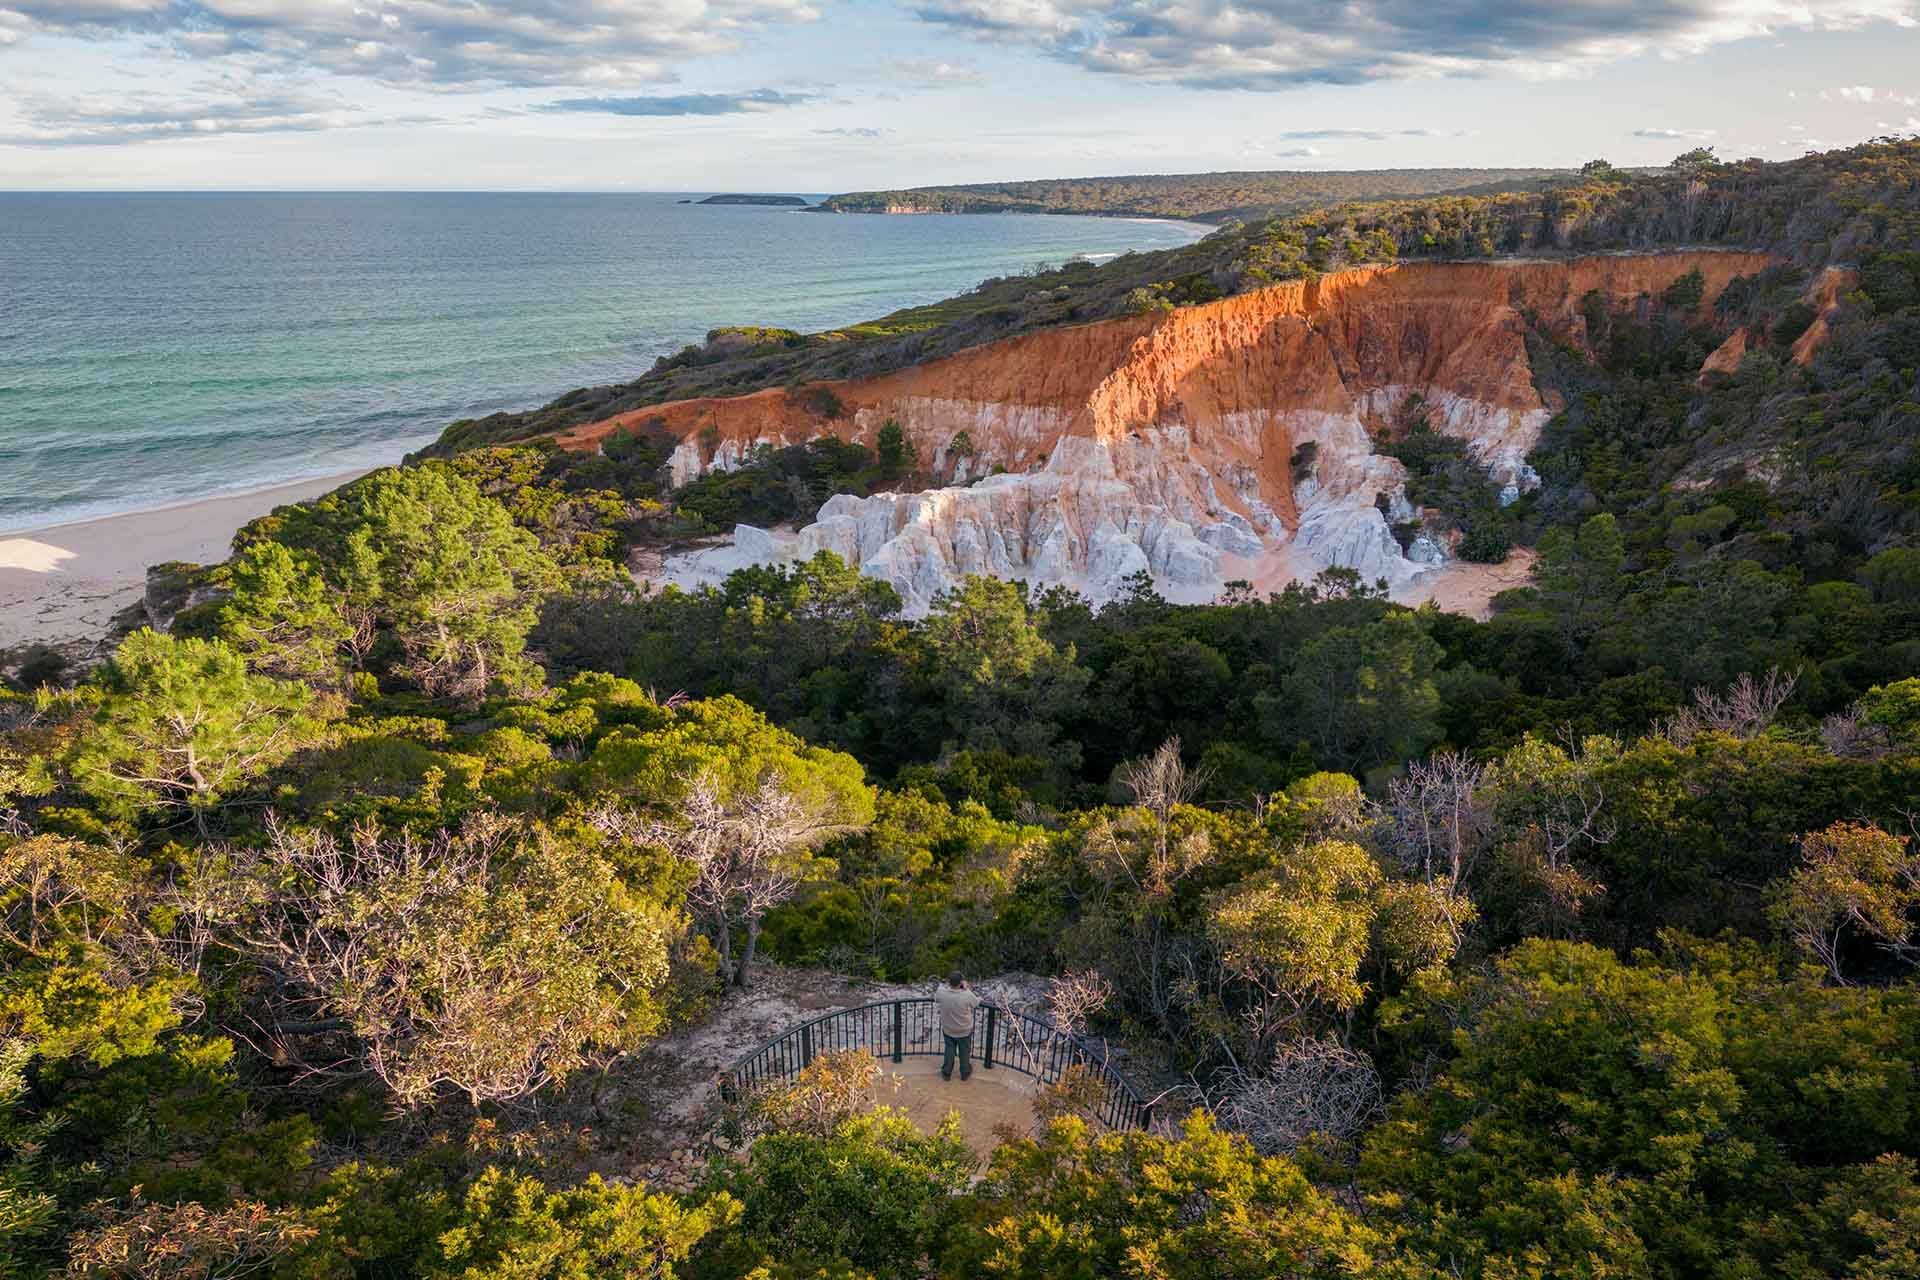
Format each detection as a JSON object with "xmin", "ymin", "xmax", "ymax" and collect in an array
[{"xmin": 0, "ymin": 193, "xmax": 1203, "ymax": 533}]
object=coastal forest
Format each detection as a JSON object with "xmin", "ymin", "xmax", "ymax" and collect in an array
[
  {"xmin": 5, "ymin": 141, "xmax": 1920, "ymax": 1278},
  {"xmin": 812, "ymin": 165, "xmax": 1569, "ymax": 222}
]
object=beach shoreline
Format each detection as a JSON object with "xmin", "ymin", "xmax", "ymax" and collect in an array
[{"xmin": 0, "ymin": 469, "xmax": 369, "ymax": 652}]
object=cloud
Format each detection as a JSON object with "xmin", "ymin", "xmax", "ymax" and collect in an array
[
  {"xmin": 0, "ymin": 84, "xmax": 426, "ymax": 146},
  {"xmin": 0, "ymin": 1, "xmax": 824, "ymax": 90},
  {"xmin": 813, "ymin": 126, "xmax": 892, "ymax": 136},
  {"xmin": 912, "ymin": 1, "xmax": 1920, "ymax": 90},
  {"xmin": 1273, "ymin": 127, "xmax": 1472, "ymax": 141},
  {"xmin": 1633, "ymin": 127, "xmax": 1718, "ymax": 139},
  {"xmin": 889, "ymin": 57, "xmax": 985, "ymax": 86},
  {"xmin": 538, "ymin": 89, "xmax": 816, "ymax": 117},
  {"xmin": 1273, "ymin": 145, "xmax": 1320, "ymax": 157},
  {"xmin": 1819, "ymin": 84, "xmax": 1920, "ymax": 105}
]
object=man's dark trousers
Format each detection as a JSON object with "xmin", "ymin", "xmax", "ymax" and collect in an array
[{"xmin": 941, "ymin": 1032, "xmax": 973, "ymax": 1080}]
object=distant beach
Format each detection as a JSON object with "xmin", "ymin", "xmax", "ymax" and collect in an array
[{"xmin": 0, "ymin": 470, "xmax": 366, "ymax": 650}]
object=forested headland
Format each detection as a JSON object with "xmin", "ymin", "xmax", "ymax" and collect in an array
[{"xmin": 812, "ymin": 166, "xmax": 1570, "ymax": 221}]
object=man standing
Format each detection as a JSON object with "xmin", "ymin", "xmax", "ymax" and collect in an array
[{"xmin": 935, "ymin": 972, "xmax": 982, "ymax": 1081}]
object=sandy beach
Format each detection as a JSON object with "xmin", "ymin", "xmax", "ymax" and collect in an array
[{"xmin": 0, "ymin": 471, "xmax": 368, "ymax": 652}]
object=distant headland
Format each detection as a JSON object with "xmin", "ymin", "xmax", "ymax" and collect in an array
[
  {"xmin": 814, "ymin": 167, "xmax": 1574, "ymax": 224},
  {"xmin": 697, "ymin": 193, "xmax": 810, "ymax": 206}
]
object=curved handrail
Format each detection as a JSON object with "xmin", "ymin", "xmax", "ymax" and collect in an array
[{"xmin": 718, "ymin": 997, "xmax": 1155, "ymax": 1131}]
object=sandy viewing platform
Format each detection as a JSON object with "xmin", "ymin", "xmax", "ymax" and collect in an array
[{"xmin": 0, "ymin": 471, "xmax": 368, "ymax": 652}]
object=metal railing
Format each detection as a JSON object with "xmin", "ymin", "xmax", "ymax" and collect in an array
[{"xmin": 719, "ymin": 997, "xmax": 1155, "ymax": 1131}]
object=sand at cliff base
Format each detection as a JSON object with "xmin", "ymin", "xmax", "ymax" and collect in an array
[
  {"xmin": 1400, "ymin": 547, "xmax": 1538, "ymax": 620},
  {"xmin": 1215, "ymin": 544, "xmax": 1534, "ymax": 622},
  {"xmin": 1, "ymin": 472, "xmax": 367, "ymax": 652}
]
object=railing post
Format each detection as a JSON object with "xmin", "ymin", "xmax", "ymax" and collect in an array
[
  {"xmin": 1140, "ymin": 1099, "xmax": 1155, "ymax": 1131},
  {"xmin": 892, "ymin": 1001, "xmax": 904, "ymax": 1063},
  {"xmin": 800, "ymin": 1024, "xmax": 813, "ymax": 1069},
  {"xmin": 982, "ymin": 1006, "xmax": 996, "ymax": 1070}
]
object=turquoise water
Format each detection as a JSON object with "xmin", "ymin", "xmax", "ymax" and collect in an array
[{"xmin": 0, "ymin": 193, "xmax": 1204, "ymax": 533}]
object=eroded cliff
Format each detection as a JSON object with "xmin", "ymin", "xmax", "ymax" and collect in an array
[{"xmin": 555, "ymin": 251, "xmax": 1789, "ymax": 612}]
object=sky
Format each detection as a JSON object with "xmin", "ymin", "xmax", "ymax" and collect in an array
[{"xmin": 1, "ymin": 2, "xmax": 1918, "ymax": 191}]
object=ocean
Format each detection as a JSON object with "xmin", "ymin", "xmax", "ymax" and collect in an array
[{"xmin": 0, "ymin": 192, "xmax": 1204, "ymax": 533}]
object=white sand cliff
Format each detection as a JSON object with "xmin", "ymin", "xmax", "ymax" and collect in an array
[
  {"xmin": 656, "ymin": 399, "xmax": 1532, "ymax": 614},
  {"xmin": 568, "ymin": 254, "xmax": 1781, "ymax": 618}
]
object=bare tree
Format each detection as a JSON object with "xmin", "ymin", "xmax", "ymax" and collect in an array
[
  {"xmin": 1208, "ymin": 1037, "xmax": 1383, "ymax": 1156},
  {"xmin": 1380, "ymin": 751, "xmax": 1493, "ymax": 906},
  {"xmin": 1045, "ymin": 969, "xmax": 1114, "ymax": 1037},
  {"xmin": 1821, "ymin": 700, "xmax": 1896, "ymax": 760},
  {"xmin": 722, "ymin": 780, "xmax": 822, "ymax": 985},
  {"xmin": 594, "ymin": 771, "xmax": 849, "ymax": 988},
  {"xmin": 1661, "ymin": 667, "xmax": 1799, "ymax": 745},
  {"xmin": 1104, "ymin": 738, "xmax": 1216, "ymax": 899},
  {"xmin": 1120, "ymin": 736, "xmax": 1208, "ymax": 826}
]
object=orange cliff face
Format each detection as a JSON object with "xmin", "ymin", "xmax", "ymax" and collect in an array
[{"xmin": 553, "ymin": 251, "xmax": 1782, "ymax": 614}]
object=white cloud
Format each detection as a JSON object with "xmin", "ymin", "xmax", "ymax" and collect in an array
[
  {"xmin": 1819, "ymin": 84, "xmax": 1920, "ymax": 105},
  {"xmin": 889, "ymin": 57, "xmax": 986, "ymax": 86},
  {"xmin": 1273, "ymin": 144, "xmax": 1320, "ymax": 157},
  {"xmin": 1274, "ymin": 127, "xmax": 1472, "ymax": 141},
  {"xmin": 1632, "ymin": 126, "xmax": 1718, "ymax": 139},
  {"xmin": 0, "ymin": 1, "xmax": 824, "ymax": 90},
  {"xmin": 912, "ymin": 1, "xmax": 1920, "ymax": 90},
  {"xmin": 0, "ymin": 82, "xmax": 429, "ymax": 146},
  {"xmin": 538, "ymin": 89, "xmax": 817, "ymax": 117}
]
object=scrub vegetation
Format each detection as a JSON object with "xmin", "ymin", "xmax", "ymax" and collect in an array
[{"xmin": 5, "ymin": 142, "xmax": 1920, "ymax": 1278}]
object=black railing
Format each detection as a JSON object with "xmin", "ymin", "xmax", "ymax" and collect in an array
[{"xmin": 719, "ymin": 998, "xmax": 1155, "ymax": 1131}]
